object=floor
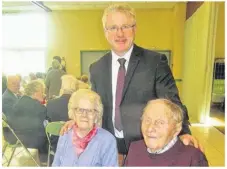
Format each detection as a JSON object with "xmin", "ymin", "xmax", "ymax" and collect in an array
[
  {"xmin": 210, "ymin": 104, "xmax": 225, "ymax": 134},
  {"xmin": 2, "ymin": 125, "xmax": 225, "ymax": 167}
]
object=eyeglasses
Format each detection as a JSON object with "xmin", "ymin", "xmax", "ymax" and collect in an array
[
  {"xmin": 73, "ymin": 107, "xmax": 98, "ymax": 117},
  {"xmin": 105, "ymin": 24, "xmax": 136, "ymax": 33},
  {"xmin": 142, "ymin": 117, "xmax": 168, "ymax": 129}
]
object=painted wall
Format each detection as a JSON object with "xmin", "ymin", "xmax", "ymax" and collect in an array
[
  {"xmin": 182, "ymin": 2, "xmax": 217, "ymax": 123},
  {"xmin": 215, "ymin": 2, "xmax": 225, "ymax": 58}
]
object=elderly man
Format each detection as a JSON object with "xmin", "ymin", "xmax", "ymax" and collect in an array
[
  {"xmin": 2, "ymin": 75, "xmax": 21, "ymax": 116},
  {"xmin": 61, "ymin": 4, "xmax": 203, "ymax": 164},
  {"xmin": 2, "ymin": 75, "xmax": 21, "ymax": 144},
  {"xmin": 125, "ymin": 99, "xmax": 208, "ymax": 166}
]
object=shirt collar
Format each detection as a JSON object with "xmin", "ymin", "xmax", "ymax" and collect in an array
[
  {"xmin": 111, "ymin": 44, "xmax": 134, "ymax": 65},
  {"xmin": 147, "ymin": 136, "xmax": 178, "ymax": 154}
]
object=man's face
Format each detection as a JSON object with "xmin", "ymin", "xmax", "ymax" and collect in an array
[
  {"xmin": 141, "ymin": 102, "xmax": 177, "ymax": 152},
  {"xmin": 104, "ymin": 11, "xmax": 136, "ymax": 56},
  {"xmin": 7, "ymin": 76, "xmax": 20, "ymax": 94}
]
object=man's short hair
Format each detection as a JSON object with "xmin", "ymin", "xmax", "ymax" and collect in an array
[{"xmin": 102, "ymin": 4, "xmax": 136, "ymax": 28}]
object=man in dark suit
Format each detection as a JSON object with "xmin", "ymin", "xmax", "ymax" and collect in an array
[
  {"xmin": 89, "ymin": 4, "xmax": 203, "ymax": 157},
  {"xmin": 2, "ymin": 75, "xmax": 20, "ymax": 116},
  {"xmin": 61, "ymin": 4, "xmax": 203, "ymax": 164},
  {"xmin": 2, "ymin": 75, "xmax": 21, "ymax": 144}
]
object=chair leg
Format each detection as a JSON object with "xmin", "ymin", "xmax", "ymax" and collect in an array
[
  {"xmin": 2, "ymin": 143, "xmax": 8, "ymax": 155},
  {"xmin": 7, "ymin": 147, "xmax": 16, "ymax": 166},
  {"xmin": 47, "ymin": 145, "xmax": 51, "ymax": 167},
  {"xmin": 22, "ymin": 147, "xmax": 40, "ymax": 166}
]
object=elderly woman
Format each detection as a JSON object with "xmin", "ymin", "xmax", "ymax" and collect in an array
[
  {"xmin": 52, "ymin": 89, "xmax": 118, "ymax": 166},
  {"xmin": 125, "ymin": 99, "xmax": 208, "ymax": 166},
  {"xmin": 8, "ymin": 79, "xmax": 48, "ymax": 164}
]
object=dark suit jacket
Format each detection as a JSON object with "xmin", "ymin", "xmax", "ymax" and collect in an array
[
  {"xmin": 46, "ymin": 94, "xmax": 71, "ymax": 122},
  {"xmin": 2, "ymin": 89, "xmax": 19, "ymax": 116},
  {"xmin": 89, "ymin": 44, "xmax": 190, "ymax": 150},
  {"xmin": 8, "ymin": 96, "xmax": 47, "ymax": 148}
]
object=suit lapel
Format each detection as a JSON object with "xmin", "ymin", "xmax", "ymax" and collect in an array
[
  {"xmin": 122, "ymin": 45, "xmax": 141, "ymax": 103},
  {"xmin": 104, "ymin": 53, "xmax": 113, "ymax": 107}
]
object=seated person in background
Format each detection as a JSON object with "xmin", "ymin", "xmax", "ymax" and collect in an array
[
  {"xmin": 78, "ymin": 75, "xmax": 90, "ymax": 89},
  {"xmin": 29, "ymin": 73, "xmax": 37, "ymax": 81},
  {"xmin": 8, "ymin": 80, "xmax": 48, "ymax": 164},
  {"xmin": 52, "ymin": 89, "xmax": 118, "ymax": 166},
  {"xmin": 45, "ymin": 59, "xmax": 65, "ymax": 100},
  {"xmin": 47, "ymin": 75, "xmax": 79, "ymax": 122},
  {"xmin": 2, "ymin": 75, "xmax": 21, "ymax": 116},
  {"xmin": 80, "ymin": 74, "xmax": 89, "ymax": 84},
  {"xmin": 125, "ymin": 99, "xmax": 208, "ymax": 166},
  {"xmin": 2, "ymin": 75, "xmax": 21, "ymax": 144}
]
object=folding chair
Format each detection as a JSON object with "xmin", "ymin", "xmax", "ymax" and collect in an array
[
  {"xmin": 2, "ymin": 113, "xmax": 40, "ymax": 166},
  {"xmin": 45, "ymin": 121, "xmax": 65, "ymax": 166}
]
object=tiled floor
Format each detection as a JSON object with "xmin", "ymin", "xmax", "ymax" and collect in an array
[
  {"xmin": 210, "ymin": 104, "xmax": 225, "ymax": 134},
  {"xmin": 190, "ymin": 124, "xmax": 225, "ymax": 166},
  {"xmin": 2, "ymin": 125, "xmax": 225, "ymax": 167}
]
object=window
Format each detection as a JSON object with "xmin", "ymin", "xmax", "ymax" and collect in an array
[{"xmin": 2, "ymin": 12, "xmax": 47, "ymax": 76}]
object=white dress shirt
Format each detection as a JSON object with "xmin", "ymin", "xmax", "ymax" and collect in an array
[{"xmin": 111, "ymin": 45, "xmax": 134, "ymax": 138}]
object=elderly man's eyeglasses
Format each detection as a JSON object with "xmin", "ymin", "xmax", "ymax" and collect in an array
[
  {"xmin": 142, "ymin": 117, "xmax": 168, "ymax": 129},
  {"xmin": 74, "ymin": 107, "xmax": 98, "ymax": 117},
  {"xmin": 105, "ymin": 24, "xmax": 136, "ymax": 33}
]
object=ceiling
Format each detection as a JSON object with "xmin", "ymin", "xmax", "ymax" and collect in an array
[{"xmin": 2, "ymin": 1, "xmax": 177, "ymax": 12}]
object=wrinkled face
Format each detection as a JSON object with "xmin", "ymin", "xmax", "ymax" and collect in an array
[
  {"xmin": 72, "ymin": 98, "xmax": 97, "ymax": 132},
  {"xmin": 34, "ymin": 86, "xmax": 45, "ymax": 102},
  {"xmin": 141, "ymin": 102, "xmax": 177, "ymax": 152},
  {"xmin": 104, "ymin": 11, "xmax": 136, "ymax": 56}
]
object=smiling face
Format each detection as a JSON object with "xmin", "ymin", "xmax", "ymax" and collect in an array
[
  {"xmin": 104, "ymin": 11, "xmax": 136, "ymax": 56},
  {"xmin": 141, "ymin": 101, "xmax": 181, "ymax": 152},
  {"xmin": 72, "ymin": 98, "xmax": 97, "ymax": 133}
]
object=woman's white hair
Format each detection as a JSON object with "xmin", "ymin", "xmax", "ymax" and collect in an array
[
  {"xmin": 59, "ymin": 75, "xmax": 79, "ymax": 95},
  {"xmin": 68, "ymin": 89, "xmax": 103, "ymax": 127},
  {"xmin": 102, "ymin": 3, "xmax": 136, "ymax": 28}
]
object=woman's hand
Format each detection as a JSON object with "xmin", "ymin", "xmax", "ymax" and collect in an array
[{"xmin": 60, "ymin": 120, "xmax": 75, "ymax": 135}]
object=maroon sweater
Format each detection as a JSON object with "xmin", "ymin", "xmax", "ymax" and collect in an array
[{"xmin": 125, "ymin": 139, "xmax": 208, "ymax": 166}]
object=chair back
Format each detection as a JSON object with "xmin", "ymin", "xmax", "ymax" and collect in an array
[{"xmin": 45, "ymin": 121, "xmax": 65, "ymax": 136}]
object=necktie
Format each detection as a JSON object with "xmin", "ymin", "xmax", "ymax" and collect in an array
[{"xmin": 115, "ymin": 58, "xmax": 126, "ymax": 131}]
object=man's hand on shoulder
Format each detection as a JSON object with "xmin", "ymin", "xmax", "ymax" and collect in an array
[{"xmin": 179, "ymin": 134, "xmax": 204, "ymax": 153}]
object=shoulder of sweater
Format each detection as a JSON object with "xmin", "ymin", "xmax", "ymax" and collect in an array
[
  {"xmin": 96, "ymin": 127, "xmax": 116, "ymax": 142},
  {"xmin": 130, "ymin": 139, "xmax": 145, "ymax": 147},
  {"xmin": 177, "ymin": 139, "xmax": 205, "ymax": 156}
]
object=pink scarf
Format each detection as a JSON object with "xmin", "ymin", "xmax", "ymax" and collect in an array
[{"xmin": 72, "ymin": 124, "xmax": 97, "ymax": 156}]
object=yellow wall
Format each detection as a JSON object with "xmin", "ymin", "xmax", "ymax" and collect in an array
[
  {"xmin": 46, "ymin": 7, "xmax": 185, "ymax": 77},
  {"xmin": 215, "ymin": 2, "xmax": 225, "ymax": 58},
  {"xmin": 182, "ymin": 2, "xmax": 217, "ymax": 123}
]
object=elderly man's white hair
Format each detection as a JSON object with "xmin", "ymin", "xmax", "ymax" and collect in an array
[{"xmin": 143, "ymin": 99, "xmax": 183, "ymax": 125}]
